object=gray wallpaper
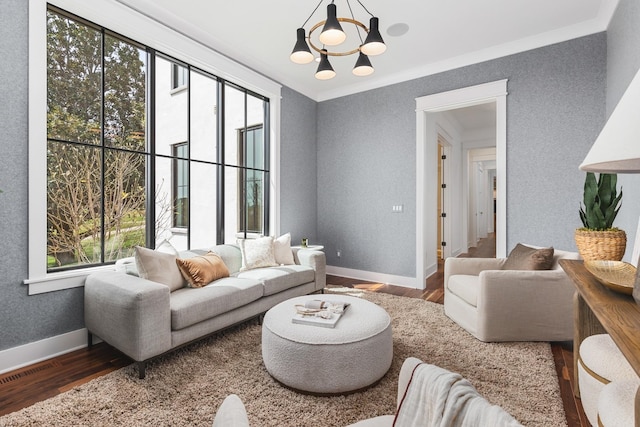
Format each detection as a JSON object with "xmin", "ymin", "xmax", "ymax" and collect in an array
[
  {"xmin": 606, "ymin": 0, "xmax": 640, "ymax": 259},
  {"xmin": 279, "ymin": 87, "xmax": 318, "ymax": 245},
  {"xmin": 318, "ymin": 33, "xmax": 607, "ymax": 277},
  {"xmin": 0, "ymin": 0, "xmax": 85, "ymax": 352}
]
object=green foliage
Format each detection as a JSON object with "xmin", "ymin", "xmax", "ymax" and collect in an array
[
  {"xmin": 579, "ymin": 172, "xmax": 623, "ymax": 230},
  {"xmin": 46, "ymin": 9, "xmax": 147, "ymax": 269}
]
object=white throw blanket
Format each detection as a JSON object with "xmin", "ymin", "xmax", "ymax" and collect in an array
[{"xmin": 393, "ymin": 363, "xmax": 523, "ymax": 427}]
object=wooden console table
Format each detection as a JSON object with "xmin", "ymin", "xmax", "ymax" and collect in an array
[{"xmin": 560, "ymin": 258, "xmax": 640, "ymax": 418}]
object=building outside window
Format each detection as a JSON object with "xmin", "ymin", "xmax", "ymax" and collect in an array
[
  {"xmin": 46, "ymin": 7, "xmax": 270, "ymax": 271},
  {"xmin": 171, "ymin": 63, "xmax": 188, "ymax": 90},
  {"xmin": 238, "ymin": 125, "xmax": 264, "ymax": 234},
  {"xmin": 172, "ymin": 143, "xmax": 189, "ymax": 228}
]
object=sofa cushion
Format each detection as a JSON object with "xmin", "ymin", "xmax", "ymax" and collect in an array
[
  {"xmin": 273, "ymin": 233, "xmax": 295, "ymax": 265},
  {"xmin": 176, "ymin": 252, "xmax": 230, "ymax": 288},
  {"xmin": 238, "ymin": 236, "xmax": 277, "ymax": 271},
  {"xmin": 170, "ymin": 277, "xmax": 264, "ymax": 330},
  {"xmin": 236, "ymin": 265, "xmax": 315, "ymax": 296},
  {"xmin": 209, "ymin": 244, "xmax": 243, "ymax": 275},
  {"xmin": 447, "ymin": 275, "xmax": 479, "ymax": 307},
  {"xmin": 134, "ymin": 246, "xmax": 186, "ymax": 292},
  {"xmin": 503, "ymin": 243, "xmax": 554, "ymax": 270}
]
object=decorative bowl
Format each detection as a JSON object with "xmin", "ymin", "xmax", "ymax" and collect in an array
[{"xmin": 584, "ymin": 260, "xmax": 637, "ymax": 295}]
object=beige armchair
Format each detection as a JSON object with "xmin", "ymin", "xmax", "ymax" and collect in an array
[{"xmin": 444, "ymin": 247, "xmax": 581, "ymax": 342}]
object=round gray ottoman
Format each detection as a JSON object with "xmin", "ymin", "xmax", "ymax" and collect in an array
[{"xmin": 261, "ymin": 294, "xmax": 393, "ymax": 395}]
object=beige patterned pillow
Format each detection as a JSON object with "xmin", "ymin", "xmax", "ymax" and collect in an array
[
  {"xmin": 273, "ymin": 233, "xmax": 295, "ymax": 265},
  {"xmin": 238, "ymin": 236, "xmax": 277, "ymax": 271},
  {"xmin": 134, "ymin": 246, "xmax": 186, "ymax": 291},
  {"xmin": 176, "ymin": 252, "xmax": 230, "ymax": 288}
]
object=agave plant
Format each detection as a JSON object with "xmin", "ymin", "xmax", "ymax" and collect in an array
[{"xmin": 579, "ymin": 172, "xmax": 623, "ymax": 230}]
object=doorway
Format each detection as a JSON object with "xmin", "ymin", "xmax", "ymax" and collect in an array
[
  {"xmin": 415, "ymin": 80, "xmax": 507, "ymax": 289},
  {"xmin": 436, "ymin": 134, "xmax": 451, "ymax": 260}
]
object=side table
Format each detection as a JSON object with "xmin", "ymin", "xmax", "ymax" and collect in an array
[{"xmin": 559, "ymin": 259, "xmax": 640, "ymax": 412}]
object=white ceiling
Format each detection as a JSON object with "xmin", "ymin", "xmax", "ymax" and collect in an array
[{"xmin": 116, "ymin": 0, "xmax": 618, "ymax": 102}]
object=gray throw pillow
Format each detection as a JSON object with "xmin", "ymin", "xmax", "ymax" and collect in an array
[
  {"xmin": 134, "ymin": 246, "xmax": 186, "ymax": 291},
  {"xmin": 503, "ymin": 243, "xmax": 554, "ymax": 270}
]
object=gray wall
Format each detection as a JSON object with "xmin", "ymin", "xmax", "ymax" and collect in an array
[
  {"xmin": 318, "ymin": 33, "xmax": 608, "ymax": 277},
  {"xmin": 606, "ymin": 0, "xmax": 640, "ymax": 258},
  {"xmin": 0, "ymin": 0, "xmax": 86, "ymax": 352},
  {"xmin": 279, "ymin": 87, "xmax": 318, "ymax": 244}
]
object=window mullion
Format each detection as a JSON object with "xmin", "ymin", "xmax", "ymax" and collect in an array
[{"xmin": 100, "ymin": 28, "xmax": 107, "ymax": 264}]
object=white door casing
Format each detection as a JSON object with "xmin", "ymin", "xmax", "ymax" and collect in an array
[{"xmin": 415, "ymin": 80, "xmax": 507, "ymax": 288}]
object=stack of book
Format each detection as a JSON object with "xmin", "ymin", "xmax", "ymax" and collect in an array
[{"xmin": 292, "ymin": 300, "xmax": 350, "ymax": 328}]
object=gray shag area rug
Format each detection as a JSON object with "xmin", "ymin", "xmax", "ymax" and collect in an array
[{"xmin": 0, "ymin": 290, "xmax": 566, "ymax": 426}]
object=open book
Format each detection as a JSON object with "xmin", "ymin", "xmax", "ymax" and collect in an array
[{"xmin": 291, "ymin": 300, "xmax": 350, "ymax": 328}]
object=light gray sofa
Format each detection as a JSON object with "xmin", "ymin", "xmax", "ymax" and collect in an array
[{"xmin": 84, "ymin": 244, "xmax": 326, "ymax": 378}]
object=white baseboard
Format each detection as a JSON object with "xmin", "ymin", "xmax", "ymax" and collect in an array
[
  {"xmin": 326, "ymin": 265, "xmax": 421, "ymax": 289},
  {"xmin": 0, "ymin": 328, "xmax": 89, "ymax": 374}
]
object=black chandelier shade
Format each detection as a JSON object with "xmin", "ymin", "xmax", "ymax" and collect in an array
[
  {"xmin": 361, "ymin": 17, "xmax": 386, "ymax": 56},
  {"xmin": 290, "ymin": 28, "xmax": 314, "ymax": 64},
  {"xmin": 352, "ymin": 51, "xmax": 374, "ymax": 76},
  {"xmin": 319, "ymin": 3, "xmax": 346, "ymax": 46},
  {"xmin": 315, "ymin": 49, "xmax": 336, "ymax": 80}
]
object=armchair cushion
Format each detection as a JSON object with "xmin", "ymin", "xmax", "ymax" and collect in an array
[
  {"xmin": 502, "ymin": 243, "xmax": 554, "ymax": 270},
  {"xmin": 447, "ymin": 275, "xmax": 480, "ymax": 307}
]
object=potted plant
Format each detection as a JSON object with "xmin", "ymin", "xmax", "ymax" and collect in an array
[{"xmin": 575, "ymin": 172, "xmax": 626, "ymax": 261}]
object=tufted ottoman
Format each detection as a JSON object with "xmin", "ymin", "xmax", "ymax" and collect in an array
[{"xmin": 261, "ymin": 294, "xmax": 393, "ymax": 395}]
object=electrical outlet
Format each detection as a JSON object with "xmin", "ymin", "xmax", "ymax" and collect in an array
[{"xmin": 336, "ymin": 250, "xmax": 341, "ymax": 258}]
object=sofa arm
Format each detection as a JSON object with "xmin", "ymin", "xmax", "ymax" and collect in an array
[
  {"xmin": 84, "ymin": 271, "xmax": 172, "ymax": 362},
  {"xmin": 444, "ymin": 257, "xmax": 506, "ymax": 286},
  {"xmin": 297, "ymin": 250, "xmax": 326, "ymax": 291},
  {"xmin": 477, "ymin": 269, "xmax": 575, "ymax": 341}
]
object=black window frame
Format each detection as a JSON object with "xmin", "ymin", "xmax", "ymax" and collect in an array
[{"xmin": 46, "ymin": 6, "xmax": 271, "ymax": 273}]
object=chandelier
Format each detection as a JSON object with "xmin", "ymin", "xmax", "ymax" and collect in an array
[{"xmin": 290, "ymin": 0, "xmax": 387, "ymax": 80}]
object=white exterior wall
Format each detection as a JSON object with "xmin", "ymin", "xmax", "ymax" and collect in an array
[{"xmin": 155, "ymin": 59, "xmax": 266, "ymax": 250}]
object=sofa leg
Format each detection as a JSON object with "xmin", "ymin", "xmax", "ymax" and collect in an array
[
  {"xmin": 258, "ymin": 313, "xmax": 265, "ymax": 325},
  {"xmin": 87, "ymin": 331, "xmax": 93, "ymax": 349},
  {"xmin": 138, "ymin": 361, "xmax": 146, "ymax": 379}
]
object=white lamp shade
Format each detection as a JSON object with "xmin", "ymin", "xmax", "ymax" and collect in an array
[{"xmin": 580, "ymin": 68, "xmax": 640, "ymax": 173}]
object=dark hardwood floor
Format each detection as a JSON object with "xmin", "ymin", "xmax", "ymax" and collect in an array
[{"xmin": 0, "ymin": 236, "xmax": 588, "ymax": 426}]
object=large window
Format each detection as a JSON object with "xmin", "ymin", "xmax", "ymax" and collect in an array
[{"xmin": 45, "ymin": 7, "xmax": 271, "ymax": 271}]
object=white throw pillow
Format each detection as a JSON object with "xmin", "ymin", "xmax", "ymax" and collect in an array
[
  {"xmin": 134, "ymin": 246, "xmax": 186, "ymax": 291},
  {"xmin": 273, "ymin": 233, "xmax": 295, "ymax": 265},
  {"xmin": 238, "ymin": 236, "xmax": 277, "ymax": 271},
  {"xmin": 155, "ymin": 239, "xmax": 179, "ymax": 255}
]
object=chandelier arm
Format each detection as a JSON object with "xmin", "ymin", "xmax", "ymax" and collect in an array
[
  {"xmin": 308, "ymin": 17, "xmax": 367, "ymax": 56},
  {"xmin": 346, "ymin": 0, "xmax": 365, "ymax": 45},
  {"xmin": 301, "ymin": 0, "xmax": 325, "ymax": 28}
]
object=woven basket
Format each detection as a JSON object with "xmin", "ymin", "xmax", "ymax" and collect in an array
[{"xmin": 574, "ymin": 229, "xmax": 627, "ymax": 261}]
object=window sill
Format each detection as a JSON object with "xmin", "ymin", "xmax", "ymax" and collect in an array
[{"xmin": 24, "ymin": 264, "xmax": 116, "ymax": 295}]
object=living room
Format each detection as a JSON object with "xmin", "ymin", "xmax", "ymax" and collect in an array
[{"xmin": 2, "ymin": 0, "xmax": 640, "ymax": 425}]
